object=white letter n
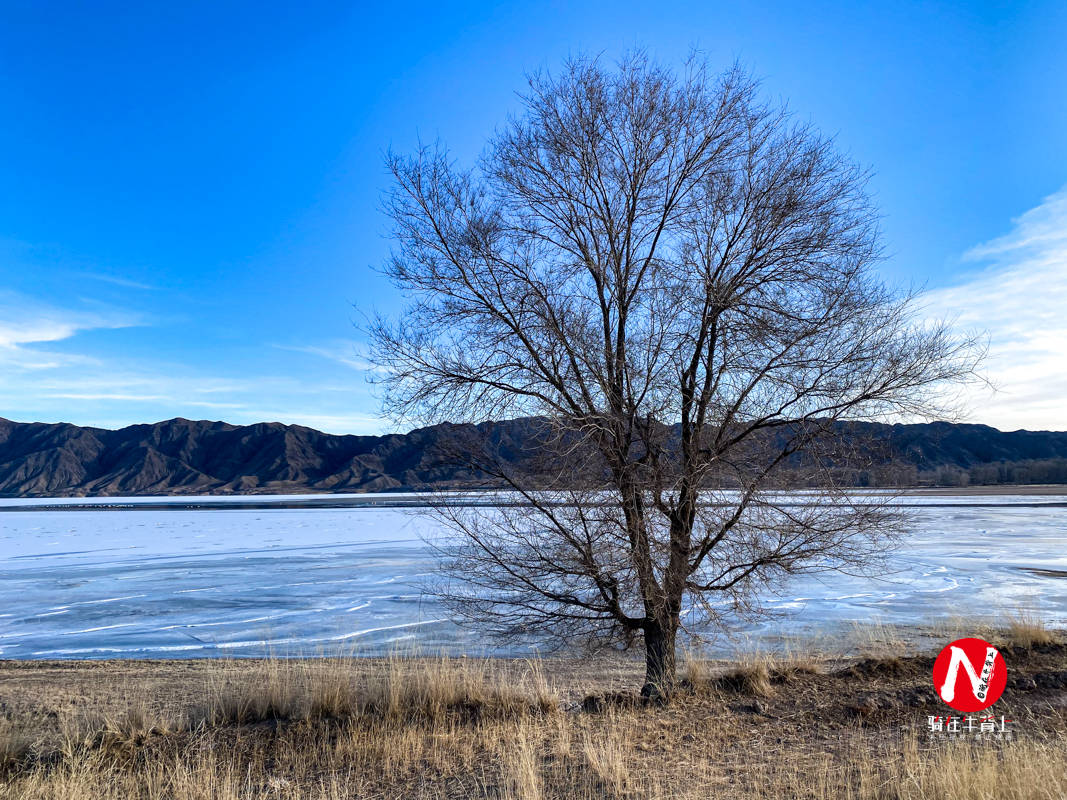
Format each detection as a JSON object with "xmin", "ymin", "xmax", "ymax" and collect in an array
[{"xmin": 939, "ymin": 645, "xmax": 997, "ymax": 703}]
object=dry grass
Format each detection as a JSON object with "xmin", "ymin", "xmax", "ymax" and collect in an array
[
  {"xmin": 580, "ymin": 717, "xmax": 631, "ymax": 795},
  {"xmin": 196, "ymin": 657, "xmax": 306, "ymax": 725},
  {"xmin": 501, "ymin": 728, "xmax": 542, "ymax": 800},
  {"xmin": 848, "ymin": 619, "xmax": 908, "ymax": 659},
  {"xmin": 928, "ymin": 611, "xmax": 1058, "ymax": 651},
  {"xmin": 1, "ymin": 634, "xmax": 1065, "ymax": 799},
  {"xmin": 930, "ymin": 614, "xmax": 997, "ymax": 644},
  {"xmin": 1005, "ymin": 610, "xmax": 1058, "ymax": 648},
  {"xmin": 0, "ymin": 720, "xmax": 31, "ymax": 773},
  {"xmin": 685, "ymin": 645, "xmax": 821, "ymax": 698},
  {"xmin": 181, "ymin": 653, "xmax": 558, "ymax": 729},
  {"xmin": 715, "ymin": 653, "xmax": 776, "ymax": 697},
  {"xmin": 353, "ymin": 654, "xmax": 557, "ymax": 722},
  {"xmin": 2, "ymin": 729, "xmax": 1062, "ymax": 800},
  {"xmin": 886, "ymin": 737, "xmax": 1067, "ymax": 800}
]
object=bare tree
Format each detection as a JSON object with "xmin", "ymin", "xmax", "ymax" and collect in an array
[{"xmin": 370, "ymin": 53, "xmax": 980, "ymax": 698}]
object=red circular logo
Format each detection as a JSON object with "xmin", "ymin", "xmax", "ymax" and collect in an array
[{"xmin": 932, "ymin": 638, "xmax": 1006, "ymax": 712}]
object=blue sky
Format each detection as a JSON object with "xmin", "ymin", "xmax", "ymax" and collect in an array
[{"xmin": 1, "ymin": 0, "xmax": 1065, "ymax": 433}]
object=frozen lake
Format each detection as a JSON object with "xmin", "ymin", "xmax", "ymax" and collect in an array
[{"xmin": 1, "ymin": 493, "xmax": 1065, "ymax": 659}]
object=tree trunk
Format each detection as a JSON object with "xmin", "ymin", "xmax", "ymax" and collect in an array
[{"xmin": 641, "ymin": 618, "xmax": 677, "ymax": 701}]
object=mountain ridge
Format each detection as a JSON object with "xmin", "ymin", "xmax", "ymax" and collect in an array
[{"xmin": 1, "ymin": 416, "xmax": 1066, "ymax": 497}]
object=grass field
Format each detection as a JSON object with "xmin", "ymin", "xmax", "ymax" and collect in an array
[{"xmin": 1, "ymin": 621, "xmax": 1065, "ymax": 799}]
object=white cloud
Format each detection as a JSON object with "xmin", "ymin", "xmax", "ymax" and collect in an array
[
  {"xmin": 922, "ymin": 186, "xmax": 1067, "ymax": 431},
  {"xmin": 0, "ymin": 294, "xmax": 136, "ymax": 352},
  {"xmin": 0, "ymin": 294, "xmax": 385, "ymax": 434},
  {"xmin": 0, "ymin": 295, "xmax": 136, "ymax": 372},
  {"xmin": 44, "ymin": 393, "xmax": 245, "ymax": 409},
  {"xmin": 80, "ymin": 272, "xmax": 156, "ymax": 291},
  {"xmin": 964, "ymin": 188, "xmax": 1067, "ymax": 261},
  {"xmin": 0, "ymin": 367, "xmax": 385, "ymax": 434},
  {"xmin": 273, "ymin": 340, "xmax": 378, "ymax": 372}
]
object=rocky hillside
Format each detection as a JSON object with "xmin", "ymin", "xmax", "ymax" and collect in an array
[
  {"xmin": 0, "ymin": 417, "xmax": 543, "ymax": 497},
  {"xmin": 0, "ymin": 416, "xmax": 1066, "ymax": 497}
]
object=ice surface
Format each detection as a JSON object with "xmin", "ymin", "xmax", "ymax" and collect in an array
[{"xmin": 1, "ymin": 495, "xmax": 1065, "ymax": 659}]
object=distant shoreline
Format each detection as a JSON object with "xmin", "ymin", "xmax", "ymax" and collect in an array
[
  {"xmin": 2, "ymin": 483, "xmax": 1066, "ymax": 513},
  {"xmin": 896, "ymin": 483, "xmax": 1067, "ymax": 495}
]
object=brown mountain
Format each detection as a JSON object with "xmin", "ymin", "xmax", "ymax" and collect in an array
[
  {"xmin": 0, "ymin": 417, "xmax": 1066, "ymax": 497},
  {"xmin": 0, "ymin": 417, "xmax": 543, "ymax": 497}
]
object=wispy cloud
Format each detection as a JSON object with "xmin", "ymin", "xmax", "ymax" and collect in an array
[
  {"xmin": 1, "ymin": 362, "xmax": 385, "ymax": 433},
  {"xmin": 0, "ymin": 293, "xmax": 138, "ymax": 373},
  {"xmin": 0, "ymin": 294, "xmax": 137, "ymax": 351},
  {"xmin": 44, "ymin": 393, "xmax": 245, "ymax": 409},
  {"xmin": 0, "ymin": 294, "xmax": 385, "ymax": 434},
  {"xmin": 922, "ymin": 185, "xmax": 1067, "ymax": 431},
  {"xmin": 80, "ymin": 272, "xmax": 156, "ymax": 291},
  {"xmin": 963, "ymin": 188, "xmax": 1067, "ymax": 262},
  {"xmin": 273, "ymin": 340, "xmax": 378, "ymax": 372}
]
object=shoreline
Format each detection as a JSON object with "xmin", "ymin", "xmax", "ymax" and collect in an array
[
  {"xmin": 2, "ymin": 483, "xmax": 1066, "ymax": 513},
  {"xmin": 1, "ymin": 626, "xmax": 1065, "ymax": 798},
  {"xmin": 2, "ymin": 617, "xmax": 1058, "ymax": 666},
  {"xmin": 0, "ymin": 619, "xmax": 1059, "ymax": 714},
  {"xmin": 895, "ymin": 483, "xmax": 1067, "ymax": 496}
]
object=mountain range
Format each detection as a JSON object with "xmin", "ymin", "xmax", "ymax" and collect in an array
[{"xmin": 1, "ymin": 416, "xmax": 1066, "ymax": 497}]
